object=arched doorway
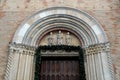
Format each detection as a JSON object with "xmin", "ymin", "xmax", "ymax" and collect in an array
[
  {"xmin": 4, "ymin": 7, "xmax": 114, "ymax": 80},
  {"xmin": 35, "ymin": 45, "xmax": 85, "ymax": 80}
]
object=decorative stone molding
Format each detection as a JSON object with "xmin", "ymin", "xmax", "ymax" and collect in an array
[
  {"xmin": 4, "ymin": 43, "xmax": 36, "ymax": 80},
  {"xmin": 85, "ymin": 42, "xmax": 114, "ymax": 80},
  {"xmin": 41, "ymin": 51, "xmax": 79, "ymax": 57},
  {"xmin": 85, "ymin": 42, "xmax": 110, "ymax": 55},
  {"xmin": 12, "ymin": 7, "xmax": 108, "ymax": 46},
  {"xmin": 8, "ymin": 42, "xmax": 36, "ymax": 55}
]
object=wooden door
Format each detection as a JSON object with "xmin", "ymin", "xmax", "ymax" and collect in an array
[{"xmin": 40, "ymin": 57, "xmax": 80, "ymax": 80}]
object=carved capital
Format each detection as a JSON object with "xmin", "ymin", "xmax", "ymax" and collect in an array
[
  {"xmin": 85, "ymin": 42, "xmax": 110, "ymax": 55},
  {"xmin": 9, "ymin": 42, "xmax": 36, "ymax": 55}
]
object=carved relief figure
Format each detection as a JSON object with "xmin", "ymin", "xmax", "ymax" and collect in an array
[
  {"xmin": 57, "ymin": 31, "xmax": 63, "ymax": 45},
  {"xmin": 48, "ymin": 32, "xmax": 54, "ymax": 45},
  {"xmin": 66, "ymin": 32, "xmax": 72, "ymax": 45}
]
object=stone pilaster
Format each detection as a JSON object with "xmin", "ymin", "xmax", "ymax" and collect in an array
[
  {"xmin": 85, "ymin": 42, "xmax": 114, "ymax": 80},
  {"xmin": 4, "ymin": 43, "xmax": 36, "ymax": 80}
]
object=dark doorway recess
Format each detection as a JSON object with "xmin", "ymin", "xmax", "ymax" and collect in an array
[
  {"xmin": 40, "ymin": 56, "xmax": 80, "ymax": 80},
  {"xmin": 34, "ymin": 45, "xmax": 86, "ymax": 80}
]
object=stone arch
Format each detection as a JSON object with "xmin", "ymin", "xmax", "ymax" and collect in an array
[
  {"xmin": 4, "ymin": 7, "xmax": 114, "ymax": 80},
  {"xmin": 12, "ymin": 7, "xmax": 108, "ymax": 47}
]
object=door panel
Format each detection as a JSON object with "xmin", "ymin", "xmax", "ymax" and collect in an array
[{"xmin": 40, "ymin": 57, "xmax": 80, "ymax": 80}]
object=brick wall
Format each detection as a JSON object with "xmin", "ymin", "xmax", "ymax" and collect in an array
[{"xmin": 0, "ymin": 0, "xmax": 119, "ymax": 80}]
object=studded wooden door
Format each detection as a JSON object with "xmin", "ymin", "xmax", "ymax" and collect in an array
[{"xmin": 40, "ymin": 57, "xmax": 80, "ymax": 80}]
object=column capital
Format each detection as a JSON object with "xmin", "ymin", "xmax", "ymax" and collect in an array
[
  {"xmin": 9, "ymin": 42, "xmax": 36, "ymax": 55},
  {"xmin": 85, "ymin": 42, "xmax": 110, "ymax": 55}
]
